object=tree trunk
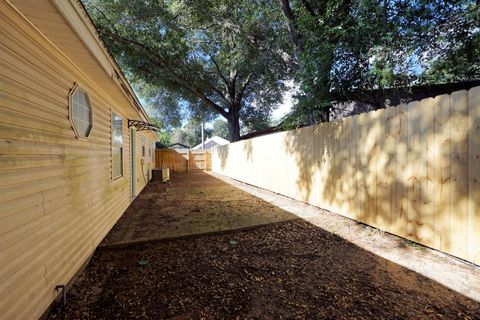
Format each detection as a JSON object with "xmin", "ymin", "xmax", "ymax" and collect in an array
[
  {"xmin": 277, "ymin": 0, "xmax": 302, "ymax": 52},
  {"xmin": 227, "ymin": 108, "xmax": 241, "ymax": 142}
]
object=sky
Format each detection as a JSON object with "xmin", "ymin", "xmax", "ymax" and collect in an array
[
  {"xmin": 271, "ymin": 80, "xmax": 297, "ymax": 123},
  {"xmin": 199, "ymin": 81, "xmax": 297, "ymax": 129},
  {"xmin": 139, "ymin": 80, "xmax": 297, "ymax": 129}
]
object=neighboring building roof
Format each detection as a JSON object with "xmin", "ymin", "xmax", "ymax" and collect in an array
[
  {"xmin": 192, "ymin": 136, "xmax": 230, "ymax": 150},
  {"xmin": 241, "ymin": 79, "xmax": 480, "ymax": 140},
  {"xmin": 332, "ymin": 79, "xmax": 480, "ymax": 107},
  {"xmin": 330, "ymin": 79, "xmax": 480, "ymax": 120},
  {"xmin": 240, "ymin": 125, "xmax": 284, "ymax": 140},
  {"xmin": 168, "ymin": 143, "xmax": 191, "ymax": 149}
]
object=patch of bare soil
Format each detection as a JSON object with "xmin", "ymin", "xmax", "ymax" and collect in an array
[
  {"xmin": 102, "ymin": 172, "xmax": 295, "ymax": 246},
  {"xmin": 49, "ymin": 220, "xmax": 479, "ymax": 319}
]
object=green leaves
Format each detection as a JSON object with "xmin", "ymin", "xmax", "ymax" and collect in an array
[
  {"xmin": 279, "ymin": 0, "xmax": 479, "ymax": 127},
  {"xmin": 85, "ymin": 0, "xmax": 293, "ymax": 141},
  {"xmin": 212, "ymin": 119, "xmax": 229, "ymax": 139}
]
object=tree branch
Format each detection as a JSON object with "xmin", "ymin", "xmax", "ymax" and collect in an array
[
  {"xmin": 209, "ymin": 84, "xmax": 227, "ymax": 101},
  {"xmin": 277, "ymin": 0, "xmax": 302, "ymax": 51},
  {"xmin": 236, "ymin": 73, "xmax": 253, "ymax": 104},
  {"xmin": 299, "ymin": 0, "xmax": 317, "ymax": 17},
  {"xmin": 208, "ymin": 53, "xmax": 229, "ymax": 86},
  {"xmin": 230, "ymin": 69, "xmax": 238, "ymax": 88},
  {"xmin": 103, "ymin": 30, "xmax": 229, "ymax": 118}
]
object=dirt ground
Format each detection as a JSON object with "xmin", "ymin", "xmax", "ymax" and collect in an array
[
  {"xmin": 102, "ymin": 172, "xmax": 296, "ymax": 246},
  {"xmin": 210, "ymin": 173, "xmax": 480, "ymax": 303},
  {"xmin": 49, "ymin": 172, "xmax": 480, "ymax": 319}
]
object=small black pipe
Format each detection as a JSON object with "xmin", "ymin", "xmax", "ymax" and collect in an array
[{"xmin": 55, "ymin": 285, "xmax": 66, "ymax": 306}]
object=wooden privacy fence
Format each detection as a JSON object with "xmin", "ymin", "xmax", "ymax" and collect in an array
[
  {"xmin": 212, "ymin": 86, "xmax": 480, "ymax": 264},
  {"xmin": 155, "ymin": 149, "xmax": 212, "ymax": 172}
]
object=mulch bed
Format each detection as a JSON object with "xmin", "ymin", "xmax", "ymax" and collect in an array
[{"xmin": 49, "ymin": 220, "xmax": 479, "ymax": 319}]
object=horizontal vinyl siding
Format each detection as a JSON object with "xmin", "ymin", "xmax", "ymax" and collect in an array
[
  {"xmin": 134, "ymin": 131, "xmax": 156, "ymax": 196},
  {"xmin": 0, "ymin": 2, "xmax": 152, "ymax": 319}
]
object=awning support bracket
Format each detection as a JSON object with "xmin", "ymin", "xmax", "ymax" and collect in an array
[{"xmin": 128, "ymin": 119, "xmax": 159, "ymax": 132}]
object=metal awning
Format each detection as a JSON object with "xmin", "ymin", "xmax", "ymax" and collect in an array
[{"xmin": 128, "ymin": 119, "xmax": 159, "ymax": 132}]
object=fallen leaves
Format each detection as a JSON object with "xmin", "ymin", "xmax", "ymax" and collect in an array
[{"xmin": 49, "ymin": 220, "xmax": 479, "ymax": 319}]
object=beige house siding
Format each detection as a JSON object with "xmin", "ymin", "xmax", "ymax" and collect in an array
[
  {"xmin": 134, "ymin": 130, "xmax": 156, "ymax": 196},
  {"xmin": 0, "ymin": 1, "xmax": 156, "ymax": 319}
]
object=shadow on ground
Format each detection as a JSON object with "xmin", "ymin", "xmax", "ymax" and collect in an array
[{"xmin": 50, "ymin": 173, "xmax": 479, "ymax": 319}]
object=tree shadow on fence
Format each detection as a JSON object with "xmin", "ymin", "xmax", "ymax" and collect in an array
[
  {"xmin": 215, "ymin": 144, "xmax": 230, "ymax": 172},
  {"xmin": 212, "ymin": 88, "xmax": 479, "ymax": 264},
  {"xmin": 281, "ymin": 90, "xmax": 478, "ymax": 263}
]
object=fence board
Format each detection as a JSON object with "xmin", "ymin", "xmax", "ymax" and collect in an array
[
  {"xmin": 375, "ymin": 108, "xmax": 387, "ymax": 229},
  {"xmin": 435, "ymin": 94, "xmax": 451, "ymax": 253},
  {"xmin": 420, "ymin": 98, "xmax": 435, "ymax": 246},
  {"xmin": 366, "ymin": 112, "xmax": 377, "ymax": 226},
  {"xmin": 358, "ymin": 113, "xmax": 369, "ymax": 223},
  {"xmin": 344, "ymin": 118, "xmax": 353, "ymax": 218},
  {"xmin": 325, "ymin": 121, "xmax": 336, "ymax": 212},
  {"xmin": 468, "ymin": 87, "xmax": 480, "ymax": 263},
  {"xmin": 406, "ymin": 101, "xmax": 420, "ymax": 242},
  {"xmin": 351, "ymin": 116, "xmax": 360, "ymax": 220},
  {"xmin": 449, "ymin": 90, "xmax": 469, "ymax": 258},
  {"xmin": 395, "ymin": 104, "xmax": 408, "ymax": 238},
  {"xmin": 384, "ymin": 107, "xmax": 396, "ymax": 230},
  {"xmin": 312, "ymin": 124, "xmax": 323, "ymax": 208},
  {"xmin": 331, "ymin": 120, "xmax": 341, "ymax": 215},
  {"xmin": 345, "ymin": 116, "xmax": 355, "ymax": 219},
  {"xmin": 430, "ymin": 96, "xmax": 442, "ymax": 249}
]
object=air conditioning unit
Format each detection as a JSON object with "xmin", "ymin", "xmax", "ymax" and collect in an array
[{"xmin": 152, "ymin": 168, "xmax": 170, "ymax": 182}]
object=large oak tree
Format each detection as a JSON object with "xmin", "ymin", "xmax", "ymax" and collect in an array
[{"xmin": 85, "ymin": 0, "xmax": 293, "ymax": 141}]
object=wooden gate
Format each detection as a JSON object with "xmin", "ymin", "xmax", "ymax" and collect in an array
[{"xmin": 155, "ymin": 149, "xmax": 211, "ymax": 172}]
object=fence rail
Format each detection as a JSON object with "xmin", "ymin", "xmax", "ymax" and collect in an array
[
  {"xmin": 212, "ymin": 86, "xmax": 480, "ymax": 264},
  {"xmin": 155, "ymin": 149, "xmax": 212, "ymax": 172}
]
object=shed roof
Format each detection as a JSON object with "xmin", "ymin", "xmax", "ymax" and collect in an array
[{"xmin": 192, "ymin": 136, "xmax": 230, "ymax": 150}]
